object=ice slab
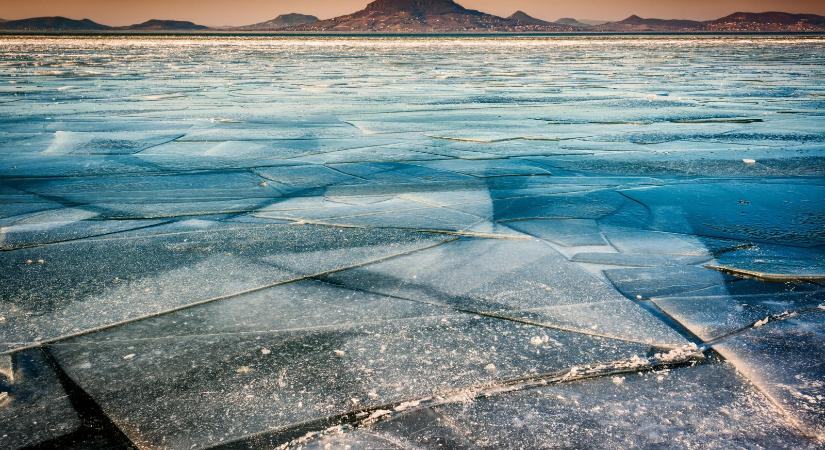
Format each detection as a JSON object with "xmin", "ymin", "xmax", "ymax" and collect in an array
[
  {"xmin": 621, "ymin": 183, "xmax": 825, "ymax": 247},
  {"xmin": 604, "ymin": 266, "xmax": 732, "ymax": 300},
  {"xmin": 711, "ymin": 243, "xmax": 825, "ymax": 278},
  {"xmin": 600, "ymin": 226, "xmax": 718, "ymax": 256},
  {"xmin": 540, "ymin": 153, "xmax": 825, "ymax": 178},
  {"xmin": 654, "ymin": 290, "xmax": 825, "ymax": 341},
  {"xmin": 6, "ymin": 171, "xmax": 278, "ymax": 205},
  {"xmin": 0, "ymin": 154, "xmax": 162, "ymax": 178},
  {"xmin": 0, "ymin": 207, "xmax": 164, "ymax": 250},
  {"xmin": 66, "ymin": 279, "xmax": 450, "ymax": 343},
  {"xmin": 505, "ymin": 218, "xmax": 608, "ymax": 247},
  {"xmin": 410, "ymin": 158, "xmax": 553, "ymax": 178},
  {"xmin": 292, "ymin": 144, "xmax": 446, "ymax": 165},
  {"xmin": 322, "ymin": 238, "xmax": 686, "ymax": 346},
  {"xmin": 255, "ymin": 165, "xmax": 366, "ymax": 190},
  {"xmin": 490, "ymin": 190, "xmax": 626, "ymax": 221},
  {"xmin": 49, "ymin": 315, "xmax": 654, "ymax": 450},
  {"xmin": 0, "ymin": 223, "xmax": 447, "ymax": 348},
  {"xmin": 714, "ymin": 312, "xmax": 825, "ymax": 440},
  {"xmin": 331, "ymin": 161, "xmax": 476, "ymax": 183},
  {"xmin": 40, "ymin": 130, "xmax": 184, "ymax": 155},
  {"xmin": 306, "ymin": 359, "xmax": 817, "ymax": 449},
  {"xmin": 571, "ymin": 252, "xmax": 711, "ymax": 268}
]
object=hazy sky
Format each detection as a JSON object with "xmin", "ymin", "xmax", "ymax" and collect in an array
[{"xmin": 4, "ymin": 0, "xmax": 825, "ymax": 26}]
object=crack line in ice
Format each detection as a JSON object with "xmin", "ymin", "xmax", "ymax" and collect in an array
[
  {"xmin": 313, "ymin": 277, "xmax": 682, "ymax": 349},
  {"xmin": 319, "ymin": 164, "xmax": 371, "ymax": 181},
  {"xmin": 422, "ymin": 229, "xmax": 530, "ymax": 240},
  {"xmin": 707, "ymin": 306, "xmax": 825, "ymax": 346},
  {"xmin": 704, "ymin": 263, "xmax": 825, "ymax": 283},
  {"xmin": 221, "ymin": 344, "xmax": 706, "ymax": 450},
  {"xmin": 273, "ymin": 217, "xmax": 525, "ymax": 241},
  {"xmin": 622, "ymin": 286, "xmax": 711, "ymax": 348},
  {"xmin": 709, "ymin": 324, "xmax": 825, "ymax": 442},
  {"xmin": 0, "ymin": 236, "xmax": 458, "ymax": 357},
  {"xmin": 0, "ymin": 219, "xmax": 176, "ymax": 251},
  {"xmin": 276, "ymin": 143, "xmax": 401, "ymax": 160},
  {"xmin": 0, "ymin": 222, "xmax": 282, "ymax": 249},
  {"xmin": 44, "ymin": 312, "xmax": 469, "ymax": 347},
  {"xmin": 427, "ymin": 135, "xmax": 560, "ymax": 144},
  {"xmin": 120, "ymin": 133, "xmax": 187, "ymax": 155}
]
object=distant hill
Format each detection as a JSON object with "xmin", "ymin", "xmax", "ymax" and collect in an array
[
  {"xmin": 596, "ymin": 11, "xmax": 825, "ymax": 32},
  {"xmin": 707, "ymin": 11, "xmax": 825, "ymax": 31},
  {"xmin": 557, "ymin": 18, "xmax": 606, "ymax": 26},
  {"xmin": 238, "ymin": 13, "xmax": 319, "ymax": 31},
  {"xmin": 713, "ymin": 11, "xmax": 825, "ymax": 25},
  {"xmin": 0, "ymin": 16, "xmax": 210, "ymax": 32},
  {"xmin": 507, "ymin": 11, "xmax": 552, "ymax": 26},
  {"xmin": 597, "ymin": 15, "xmax": 703, "ymax": 32},
  {"xmin": 285, "ymin": 0, "xmax": 576, "ymax": 32},
  {"xmin": 123, "ymin": 19, "xmax": 209, "ymax": 31},
  {"xmin": 554, "ymin": 18, "xmax": 589, "ymax": 27},
  {"xmin": 0, "ymin": 16, "xmax": 110, "ymax": 31}
]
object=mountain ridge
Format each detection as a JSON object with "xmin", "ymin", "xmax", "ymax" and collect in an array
[
  {"xmin": 281, "ymin": 0, "xmax": 576, "ymax": 32},
  {"xmin": 2, "ymin": 5, "xmax": 824, "ymax": 33},
  {"xmin": 236, "ymin": 13, "xmax": 319, "ymax": 31},
  {"xmin": 713, "ymin": 11, "xmax": 825, "ymax": 25},
  {"xmin": 595, "ymin": 15, "xmax": 704, "ymax": 31},
  {"xmin": 123, "ymin": 19, "xmax": 209, "ymax": 30},
  {"xmin": 0, "ymin": 16, "xmax": 211, "ymax": 31},
  {"xmin": 595, "ymin": 11, "xmax": 825, "ymax": 32},
  {"xmin": 0, "ymin": 16, "xmax": 111, "ymax": 31},
  {"xmin": 508, "ymin": 11, "xmax": 552, "ymax": 26}
]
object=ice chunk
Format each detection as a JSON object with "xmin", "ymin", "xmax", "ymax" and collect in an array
[
  {"xmin": 50, "ymin": 314, "xmax": 654, "ymax": 449},
  {"xmin": 505, "ymin": 218, "xmax": 607, "ymax": 247},
  {"xmin": 352, "ymin": 359, "xmax": 816, "ymax": 449},
  {"xmin": 0, "ymin": 223, "xmax": 447, "ymax": 348},
  {"xmin": 714, "ymin": 313, "xmax": 825, "ymax": 440},
  {"xmin": 654, "ymin": 289, "xmax": 824, "ymax": 341}
]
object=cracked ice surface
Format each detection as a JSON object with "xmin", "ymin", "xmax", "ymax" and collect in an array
[{"xmin": 1, "ymin": 35, "xmax": 824, "ymax": 449}]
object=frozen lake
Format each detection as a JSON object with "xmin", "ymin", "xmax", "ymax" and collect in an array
[{"xmin": 1, "ymin": 35, "xmax": 824, "ymax": 448}]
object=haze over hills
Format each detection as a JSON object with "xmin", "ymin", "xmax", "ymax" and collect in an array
[
  {"xmin": 595, "ymin": 15, "xmax": 704, "ymax": 32},
  {"xmin": 555, "ymin": 18, "xmax": 606, "ymax": 27},
  {"xmin": 236, "ymin": 13, "xmax": 319, "ymax": 31},
  {"xmin": 1, "ymin": 2, "xmax": 824, "ymax": 33}
]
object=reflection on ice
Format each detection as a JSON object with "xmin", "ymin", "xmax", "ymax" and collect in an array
[{"xmin": 1, "ymin": 35, "xmax": 824, "ymax": 448}]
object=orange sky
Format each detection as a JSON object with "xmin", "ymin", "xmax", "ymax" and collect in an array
[{"xmin": 3, "ymin": 0, "xmax": 825, "ymax": 26}]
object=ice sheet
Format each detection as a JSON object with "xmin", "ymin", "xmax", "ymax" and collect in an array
[{"xmin": 1, "ymin": 34, "xmax": 823, "ymax": 449}]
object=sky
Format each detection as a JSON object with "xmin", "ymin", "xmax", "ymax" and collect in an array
[{"xmin": 3, "ymin": 0, "xmax": 825, "ymax": 27}]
